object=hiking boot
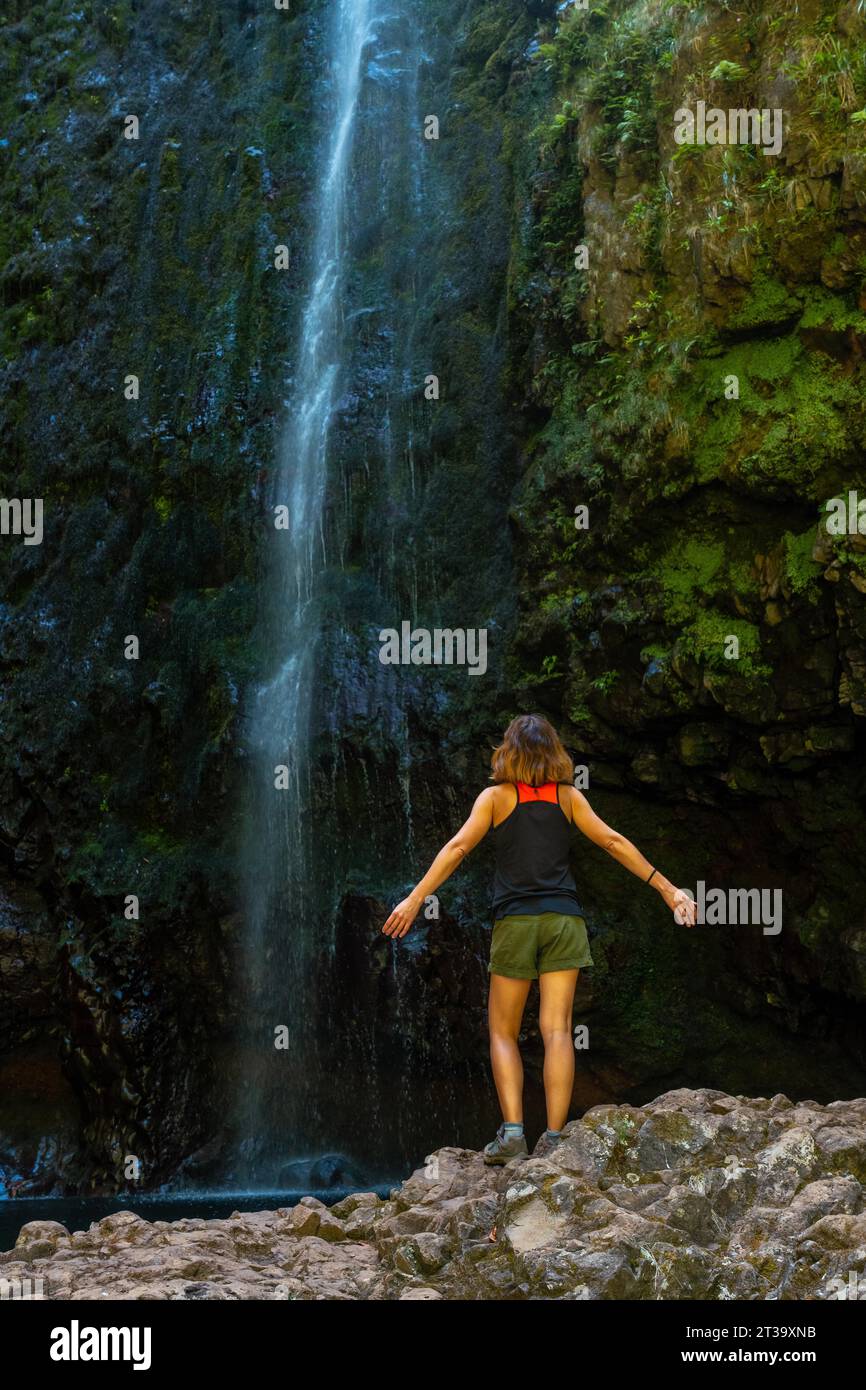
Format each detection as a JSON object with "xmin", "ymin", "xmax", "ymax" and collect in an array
[
  {"xmin": 532, "ymin": 1130, "xmax": 564, "ymax": 1161},
  {"xmin": 483, "ymin": 1124, "xmax": 529, "ymax": 1166}
]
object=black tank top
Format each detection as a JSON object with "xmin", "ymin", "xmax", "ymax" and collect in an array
[{"xmin": 491, "ymin": 781, "xmax": 582, "ymax": 922}]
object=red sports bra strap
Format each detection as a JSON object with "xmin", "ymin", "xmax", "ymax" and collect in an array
[{"xmin": 516, "ymin": 781, "xmax": 558, "ymax": 804}]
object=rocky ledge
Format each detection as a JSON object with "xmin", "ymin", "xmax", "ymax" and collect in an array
[{"xmin": 3, "ymin": 1089, "xmax": 866, "ymax": 1300}]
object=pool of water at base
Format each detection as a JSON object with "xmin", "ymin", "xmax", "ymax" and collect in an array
[{"xmin": 0, "ymin": 1187, "xmax": 394, "ymax": 1254}]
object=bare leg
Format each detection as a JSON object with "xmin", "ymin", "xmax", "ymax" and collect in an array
[
  {"xmin": 488, "ymin": 974, "xmax": 532, "ymax": 1123},
  {"xmin": 538, "ymin": 968, "xmax": 579, "ymax": 1132}
]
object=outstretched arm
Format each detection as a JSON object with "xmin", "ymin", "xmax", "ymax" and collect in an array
[
  {"xmin": 567, "ymin": 786, "xmax": 696, "ymax": 926},
  {"xmin": 382, "ymin": 788, "xmax": 496, "ymax": 939}
]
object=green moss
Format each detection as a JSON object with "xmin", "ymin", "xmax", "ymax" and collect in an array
[
  {"xmin": 540, "ymin": 587, "xmax": 584, "ymax": 615},
  {"xmin": 708, "ymin": 60, "xmax": 749, "ymax": 82},
  {"xmin": 727, "ymin": 558, "xmax": 758, "ymax": 602},
  {"xmin": 727, "ymin": 273, "xmax": 802, "ymax": 332},
  {"xmin": 679, "ymin": 610, "xmax": 771, "ymax": 676},
  {"xmin": 579, "ymin": 11, "xmax": 677, "ymax": 168},
  {"xmin": 687, "ymin": 331, "xmax": 863, "ymax": 492},
  {"xmin": 783, "ymin": 528, "xmax": 823, "ymax": 600},
  {"xmin": 799, "ymin": 285, "xmax": 866, "ymax": 334},
  {"xmin": 138, "ymin": 828, "xmax": 184, "ymax": 857},
  {"xmin": 740, "ymin": 357, "xmax": 861, "ymax": 489},
  {"xmin": 591, "ymin": 669, "xmax": 620, "ymax": 693},
  {"xmin": 645, "ymin": 1109, "xmax": 699, "ymax": 1144},
  {"xmin": 653, "ymin": 539, "xmax": 725, "ymax": 623},
  {"xmin": 532, "ymin": 8, "xmax": 592, "ymax": 85},
  {"xmin": 640, "ymin": 643, "xmax": 668, "ymax": 664}
]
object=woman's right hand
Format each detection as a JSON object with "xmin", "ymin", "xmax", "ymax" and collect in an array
[{"xmin": 382, "ymin": 896, "xmax": 421, "ymax": 939}]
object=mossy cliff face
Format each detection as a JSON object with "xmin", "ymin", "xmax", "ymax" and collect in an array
[
  {"xmin": 1, "ymin": 0, "xmax": 866, "ymax": 1194},
  {"xmin": 498, "ymin": 0, "xmax": 866, "ymax": 1103}
]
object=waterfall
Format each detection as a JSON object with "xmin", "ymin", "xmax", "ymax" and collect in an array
[
  {"xmin": 232, "ymin": 0, "xmax": 513, "ymax": 1191},
  {"xmin": 250, "ymin": 0, "xmax": 375, "ymax": 913},
  {"xmin": 236, "ymin": 0, "xmax": 426, "ymax": 1189}
]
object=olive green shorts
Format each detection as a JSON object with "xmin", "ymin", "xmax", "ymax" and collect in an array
[{"xmin": 488, "ymin": 912, "xmax": 593, "ymax": 980}]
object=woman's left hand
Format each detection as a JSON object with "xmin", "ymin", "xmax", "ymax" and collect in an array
[
  {"xmin": 382, "ymin": 896, "xmax": 421, "ymax": 938},
  {"xmin": 667, "ymin": 886, "xmax": 697, "ymax": 926}
]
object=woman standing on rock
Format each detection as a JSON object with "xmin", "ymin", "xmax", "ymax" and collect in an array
[{"xmin": 383, "ymin": 713, "xmax": 696, "ymax": 1163}]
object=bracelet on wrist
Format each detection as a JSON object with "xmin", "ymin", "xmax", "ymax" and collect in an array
[{"xmin": 646, "ymin": 867, "xmax": 658, "ymax": 885}]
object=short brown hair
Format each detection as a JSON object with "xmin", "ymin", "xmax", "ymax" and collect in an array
[{"xmin": 490, "ymin": 714, "xmax": 573, "ymax": 786}]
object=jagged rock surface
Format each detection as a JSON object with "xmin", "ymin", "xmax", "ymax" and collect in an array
[{"xmin": 4, "ymin": 1090, "xmax": 866, "ymax": 1300}]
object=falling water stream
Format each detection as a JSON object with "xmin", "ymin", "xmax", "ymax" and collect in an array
[{"xmin": 236, "ymin": 0, "xmax": 434, "ymax": 1188}]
